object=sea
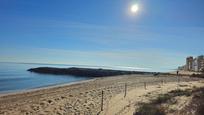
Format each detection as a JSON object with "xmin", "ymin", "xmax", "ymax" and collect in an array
[
  {"xmin": 0, "ymin": 62, "xmax": 165, "ymax": 94},
  {"xmin": 0, "ymin": 62, "xmax": 90, "ymax": 93}
]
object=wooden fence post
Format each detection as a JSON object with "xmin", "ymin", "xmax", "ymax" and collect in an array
[
  {"xmin": 124, "ymin": 83, "xmax": 127, "ymax": 98},
  {"xmin": 144, "ymin": 82, "xmax": 147, "ymax": 90},
  {"xmin": 101, "ymin": 90, "xmax": 104, "ymax": 111}
]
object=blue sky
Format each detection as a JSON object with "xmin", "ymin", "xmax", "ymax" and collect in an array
[{"xmin": 0, "ymin": 0, "xmax": 204, "ymax": 71}]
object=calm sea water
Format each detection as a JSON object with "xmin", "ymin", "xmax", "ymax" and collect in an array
[{"xmin": 0, "ymin": 62, "xmax": 89, "ymax": 93}]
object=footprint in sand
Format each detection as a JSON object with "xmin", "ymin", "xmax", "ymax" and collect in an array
[
  {"xmin": 61, "ymin": 96, "xmax": 67, "ymax": 99},
  {"xmin": 39, "ymin": 101, "xmax": 47, "ymax": 107},
  {"xmin": 69, "ymin": 94, "xmax": 73, "ymax": 97},
  {"xmin": 30, "ymin": 104, "xmax": 41, "ymax": 111},
  {"xmin": 47, "ymin": 99, "xmax": 56, "ymax": 105}
]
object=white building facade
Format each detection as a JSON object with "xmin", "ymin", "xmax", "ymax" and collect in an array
[{"xmin": 185, "ymin": 55, "xmax": 204, "ymax": 72}]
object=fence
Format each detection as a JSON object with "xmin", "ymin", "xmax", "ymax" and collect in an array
[{"xmin": 64, "ymin": 75, "xmax": 201, "ymax": 115}]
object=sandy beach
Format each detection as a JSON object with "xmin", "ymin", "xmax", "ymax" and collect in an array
[
  {"xmin": 1, "ymin": 0, "xmax": 203, "ymax": 114},
  {"xmin": 0, "ymin": 74, "xmax": 203, "ymax": 115}
]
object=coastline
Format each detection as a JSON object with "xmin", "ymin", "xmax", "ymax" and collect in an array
[
  {"xmin": 0, "ymin": 74, "xmax": 155, "ymax": 97},
  {"xmin": 0, "ymin": 78, "xmax": 96, "ymax": 97},
  {"xmin": 0, "ymin": 74, "xmax": 202, "ymax": 115}
]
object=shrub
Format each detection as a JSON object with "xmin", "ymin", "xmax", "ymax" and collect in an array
[
  {"xmin": 169, "ymin": 89, "xmax": 191, "ymax": 97},
  {"xmin": 134, "ymin": 89, "xmax": 192, "ymax": 115},
  {"xmin": 153, "ymin": 94, "xmax": 171, "ymax": 104},
  {"xmin": 190, "ymin": 73, "xmax": 204, "ymax": 78},
  {"xmin": 134, "ymin": 103, "xmax": 165, "ymax": 115}
]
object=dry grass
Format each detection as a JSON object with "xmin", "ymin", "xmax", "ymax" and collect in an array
[{"xmin": 134, "ymin": 89, "xmax": 192, "ymax": 115}]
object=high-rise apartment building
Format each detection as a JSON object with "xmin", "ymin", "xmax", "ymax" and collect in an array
[
  {"xmin": 186, "ymin": 56, "xmax": 193, "ymax": 71},
  {"xmin": 184, "ymin": 55, "xmax": 204, "ymax": 72},
  {"xmin": 197, "ymin": 55, "xmax": 204, "ymax": 71}
]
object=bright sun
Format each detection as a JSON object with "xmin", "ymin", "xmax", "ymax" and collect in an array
[{"xmin": 131, "ymin": 4, "xmax": 139, "ymax": 13}]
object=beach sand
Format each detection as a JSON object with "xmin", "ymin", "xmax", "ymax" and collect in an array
[{"xmin": 0, "ymin": 74, "xmax": 202, "ymax": 115}]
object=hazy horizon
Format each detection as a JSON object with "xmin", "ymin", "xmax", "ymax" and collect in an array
[{"xmin": 0, "ymin": 0, "xmax": 204, "ymax": 72}]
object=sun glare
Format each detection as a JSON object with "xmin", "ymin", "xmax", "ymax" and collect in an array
[{"xmin": 131, "ymin": 4, "xmax": 139, "ymax": 13}]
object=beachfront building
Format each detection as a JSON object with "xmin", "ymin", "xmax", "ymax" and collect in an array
[
  {"xmin": 197, "ymin": 55, "xmax": 204, "ymax": 71},
  {"xmin": 192, "ymin": 58, "xmax": 198, "ymax": 72},
  {"xmin": 184, "ymin": 55, "xmax": 204, "ymax": 72},
  {"xmin": 186, "ymin": 56, "xmax": 193, "ymax": 71},
  {"xmin": 178, "ymin": 65, "xmax": 185, "ymax": 71}
]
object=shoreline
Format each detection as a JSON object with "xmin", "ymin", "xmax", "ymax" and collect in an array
[
  {"xmin": 0, "ymin": 73, "xmax": 154, "ymax": 97},
  {"xmin": 0, "ymin": 74, "xmax": 201, "ymax": 115},
  {"xmin": 0, "ymin": 77, "xmax": 96, "ymax": 97},
  {"xmin": 0, "ymin": 74, "xmax": 157, "ymax": 97}
]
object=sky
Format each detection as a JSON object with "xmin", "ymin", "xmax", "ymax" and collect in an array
[{"xmin": 0, "ymin": 0, "xmax": 204, "ymax": 72}]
